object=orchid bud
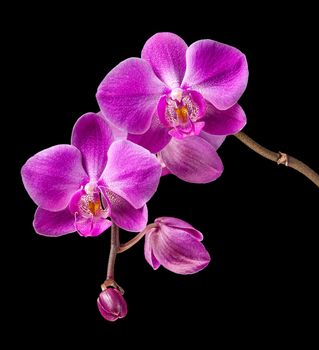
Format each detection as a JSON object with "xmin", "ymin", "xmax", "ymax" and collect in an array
[
  {"xmin": 144, "ymin": 217, "xmax": 211, "ymax": 274},
  {"xmin": 97, "ymin": 288, "xmax": 128, "ymax": 321}
]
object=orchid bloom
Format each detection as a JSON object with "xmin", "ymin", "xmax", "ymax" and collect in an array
[
  {"xmin": 97, "ymin": 32, "xmax": 248, "ymax": 183},
  {"xmin": 144, "ymin": 217, "xmax": 210, "ymax": 274},
  {"xmin": 21, "ymin": 113, "xmax": 161, "ymax": 237}
]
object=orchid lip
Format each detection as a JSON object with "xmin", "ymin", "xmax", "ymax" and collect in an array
[
  {"xmin": 158, "ymin": 88, "xmax": 206, "ymax": 139},
  {"xmin": 69, "ymin": 182, "xmax": 112, "ymax": 236}
]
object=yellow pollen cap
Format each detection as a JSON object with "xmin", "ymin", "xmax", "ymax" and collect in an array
[
  {"xmin": 175, "ymin": 106, "xmax": 188, "ymax": 123},
  {"xmin": 88, "ymin": 200, "xmax": 100, "ymax": 215}
]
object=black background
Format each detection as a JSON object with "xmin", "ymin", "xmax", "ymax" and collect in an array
[{"xmin": 9, "ymin": 3, "xmax": 318, "ymax": 347}]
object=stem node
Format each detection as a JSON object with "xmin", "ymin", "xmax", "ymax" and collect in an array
[{"xmin": 277, "ymin": 152, "xmax": 289, "ymax": 166}]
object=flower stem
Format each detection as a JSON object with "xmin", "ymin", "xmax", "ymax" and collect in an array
[
  {"xmin": 118, "ymin": 223, "xmax": 158, "ymax": 254},
  {"xmin": 234, "ymin": 132, "xmax": 319, "ymax": 188},
  {"xmin": 106, "ymin": 224, "xmax": 120, "ymax": 280}
]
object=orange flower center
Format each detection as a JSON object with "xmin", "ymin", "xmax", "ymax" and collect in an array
[
  {"xmin": 175, "ymin": 106, "xmax": 188, "ymax": 123},
  {"xmin": 87, "ymin": 199, "xmax": 102, "ymax": 215}
]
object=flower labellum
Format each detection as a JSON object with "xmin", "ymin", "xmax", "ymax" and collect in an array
[
  {"xmin": 97, "ymin": 288, "xmax": 128, "ymax": 322},
  {"xmin": 144, "ymin": 217, "xmax": 211, "ymax": 274}
]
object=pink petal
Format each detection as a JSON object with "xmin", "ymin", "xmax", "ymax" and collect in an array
[
  {"xmin": 128, "ymin": 114, "xmax": 171, "ymax": 153},
  {"xmin": 103, "ymin": 189, "xmax": 148, "ymax": 232},
  {"xmin": 160, "ymin": 136, "xmax": 223, "ymax": 183},
  {"xmin": 203, "ymin": 102, "xmax": 246, "ymax": 135},
  {"xmin": 97, "ymin": 111, "xmax": 128, "ymax": 140},
  {"xmin": 144, "ymin": 228, "xmax": 161, "ymax": 270},
  {"xmin": 142, "ymin": 32, "xmax": 188, "ymax": 89},
  {"xmin": 96, "ymin": 58, "xmax": 166, "ymax": 134},
  {"xmin": 71, "ymin": 113, "xmax": 113, "ymax": 180},
  {"xmin": 182, "ymin": 39, "xmax": 248, "ymax": 110},
  {"xmin": 101, "ymin": 140, "xmax": 161, "ymax": 209},
  {"xmin": 199, "ymin": 131, "xmax": 225, "ymax": 150},
  {"xmin": 155, "ymin": 217, "xmax": 203, "ymax": 240},
  {"xmin": 33, "ymin": 207, "xmax": 75, "ymax": 237},
  {"xmin": 168, "ymin": 121, "xmax": 205, "ymax": 139},
  {"xmin": 147, "ymin": 225, "xmax": 211, "ymax": 274},
  {"xmin": 75, "ymin": 215, "xmax": 112, "ymax": 237},
  {"xmin": 21, "ymin": 145, "xmax": 88, "ymax": 211}
]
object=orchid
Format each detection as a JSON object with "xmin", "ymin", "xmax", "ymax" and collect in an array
[
  {"xmin": 144, "ymin": 217, "xmax": 210, "ymax": 274},
  {"xmin": 21, "ymin": 112, "xmax": 161, "ymax": 237},
  {"xmin": 96, "ymin": 32, "xmax": 248, "ymax": 183},
  {"xmin": 22, "ymin": 32, "xmax": 319, "ymax": 323}
]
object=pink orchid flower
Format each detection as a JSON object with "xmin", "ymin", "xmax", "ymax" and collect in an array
[
  {"xmin": 21, "ymin": 113, "xmax": 161, "ymax": 237},
  {"xmin": 144, "ymin": 217, "xmax": 211, "ymax": 274},
  {"xmin": 97, "ymin": 32, "xmax": 248, "ymax": 183}
]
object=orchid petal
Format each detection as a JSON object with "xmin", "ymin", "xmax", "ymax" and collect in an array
[
  {"xmin": 199, "ymin": 131, "xmax": 225, "ymax": 150},
  {"xmin": 96, "ymin": 58, "xmax": 166, "ymax": 134},
  {"xmin": 203, "ymin": 102, "xmax": 246, "ymax": 135},
  {"xmin": 160, "ymin": 136, "xmax": 223, "ymax": 183},
  {"xmin": 71, "ymin": 113, "xmax": 113, "ymax": 180},
  {"xmin": 182, "ymin": 39, "xmax": 248, "ymax": 110},
  {"xmin": 101, "ymin": 140, "xmax": 161, "ymax": 209},
  {"xmin": 155, "ymin": 217, "xmax": 203, "ymax": 240},
  {"xmin": 102, "ymin": 189, "xmax": 148, "ymax": 232},
  {"xmin": 21, "ymin": 145, "xmax": 88, "ymax": 211},
  {"xmin": 33, "ymin": 207, "xmax": 75, "ymax": 237},
  {"xmin": 142, "ymin": 32, "xmax": 188, "ymax": 88},
  {"xmin": 128, "ymin": 114, "xmax": 171, "ymax": 153}
]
